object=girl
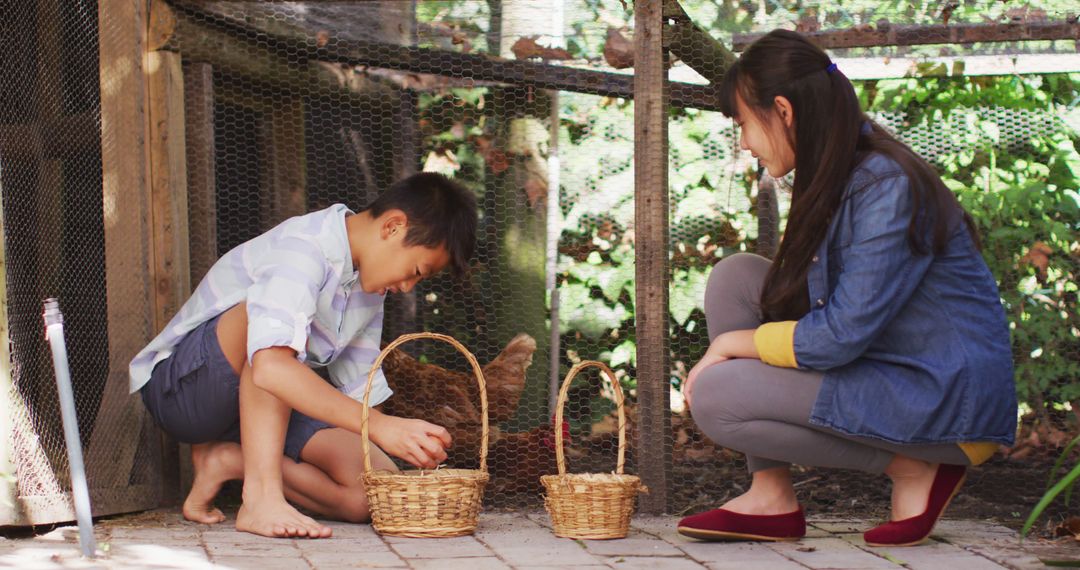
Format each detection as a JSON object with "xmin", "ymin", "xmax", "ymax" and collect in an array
[{"xmin": 678, "ymin": 29, "xmax": 1016, "ymax": 547}]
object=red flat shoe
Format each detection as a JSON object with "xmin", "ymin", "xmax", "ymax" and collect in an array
[
  {"xmin": 677, "ymin": 507, "xmax": 806, "ymax": 542},
  {"xmin": 864, "ymin": 463, "xmax": 967, "ymax": 547}
]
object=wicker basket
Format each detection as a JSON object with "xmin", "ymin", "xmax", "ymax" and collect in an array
[
  {"xmin": 541, "ymin": 360, "xmax": 645, "ymax": 540},
  {"xmin": 360, "ymin": 332, "xmax": 489, "ymax": 538}
]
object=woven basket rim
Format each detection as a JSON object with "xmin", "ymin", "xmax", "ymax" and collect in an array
[
  {"xmin": 360, "ymin": 332, "xmax": 489, "ymax": 475},
  {"xmin": 551, "ymin": 361, "xmax": 628, "ymax": 476},
  {"xmin": 365, "ymin": 469, "xmax": 490, "ymax": 482},
  {"xmin": 540, "ymin": 472, "xmax": 641, "ymax": 482}
]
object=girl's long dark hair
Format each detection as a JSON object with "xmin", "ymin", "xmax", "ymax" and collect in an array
[{"xmin": 718, "ymin": 29, "xmax": 979, "ymax": 322}]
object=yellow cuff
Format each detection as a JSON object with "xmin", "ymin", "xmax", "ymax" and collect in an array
[
  {"xmin": 958, "ymin": 442, "xmax": 998, "ymax": 466},
  {"xmin": 754, "ymin": 321, "xmax": 798, "ymax": 368}
]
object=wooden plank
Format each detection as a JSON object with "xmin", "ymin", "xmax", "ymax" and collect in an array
[
  {"xmin": 152, "ymin": 0, "xmax": 387, "ymax": 110},
  {"xmin": 633, "ymin": 0, "xmax": 672, "ymax": 515},
  {"xmin": 169, "ymin": 2, "xmax": 722, "ymax": 111},
  {"xmin": 10, "ymin": 484, "xmax": 161, "ymax": 526},
  {"xmin": 734, "ymin": 19, "xmax": 1080, "ymax": 51},
  {"xmin": 183, "ymin": 62, "xmax": 217, "ymax": 286},
  {"xmin": 147, "ymin": 49, "xmax": 192, "ymax": 507},
  {"xmin": 148, "ymin": 50, "xmax": 192, "ymax": 333},
  {"xmin": 92, "ymin": 0, "xmax": 159, "ymax": 504}
]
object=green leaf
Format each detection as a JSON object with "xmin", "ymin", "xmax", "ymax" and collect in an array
[
  {"xmin": 597, "ymin": 261, "xmax": 635, "ymax": 303},
  {"xmin": 670, "ymin": 268, "xmax": 710, "ymax": 326},
  {"xmin": 1048, "ymin": 434, "xmax": 1080, "ymax": 491},
  {"xmin": 1023, "ymin": 462, "xmax": 1080, "ymax": 539},
  {"xmin": 609, "ymin": 339, "xmax": 636, "ymax": 368}
]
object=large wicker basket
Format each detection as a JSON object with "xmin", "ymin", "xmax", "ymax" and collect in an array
[
  {"xmin": 360, "ymin": 332, "xmax": 489, "ymax": 538},
  {"xmin": 541, "ymin": 360, "xmax": 645, "ymax": 540}
]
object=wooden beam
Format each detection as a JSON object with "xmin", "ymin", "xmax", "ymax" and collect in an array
[
  {"xmin": 634, "ymin": 0, "xmax": 672, "ymax": 515},
  {"xmin": 169, "ymin": 1, "xmax": 723, "ymax": 111},
  {"xmin": 151, "ymin": 0, "xmax": 387, "ymax": 109},
  {"xmin": 662, "ymin": 0, "xmax": 735, "ymax": 83},
  {"xmin": 183, "ymin": 62, "xmax": 217, "ymax": 286},
  {"xmin": 317, "ymin": 40, "xmax": 721, "ymax": 111},
  {"xmin": 734, "ymin": 19, "xmax": 1080, "ymax": 51},
  {"xmin": 94, "ymin": 0, "xmax": 160, "ymax": 504}
]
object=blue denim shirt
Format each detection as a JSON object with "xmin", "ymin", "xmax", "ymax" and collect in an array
[{"xmin": 796, "ymin": 152, "xmax": 1017, "ymax": 446}]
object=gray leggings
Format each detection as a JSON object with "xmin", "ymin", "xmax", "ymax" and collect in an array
[{"xmin": 691, "ymin": 253, "xmax": 970, "ymax": 474}]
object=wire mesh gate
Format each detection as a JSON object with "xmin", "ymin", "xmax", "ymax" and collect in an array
[{"xmin": 1, "ymin": 0, "xmax": 163, "ymax": 525}]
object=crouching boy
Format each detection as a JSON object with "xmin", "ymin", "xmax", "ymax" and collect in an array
[{"xmin": 129, "ymin": 173, "xmax": 477, "ymax": 538}]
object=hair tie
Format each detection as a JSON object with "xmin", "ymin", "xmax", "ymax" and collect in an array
[{"xmin": 825, "ymin": 62, "xmax": 838, "ymax": 74}]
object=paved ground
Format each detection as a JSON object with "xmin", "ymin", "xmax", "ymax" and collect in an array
[{"xmin": 1, "ymin": 510, "xmax": 1074, "ymax": 569}]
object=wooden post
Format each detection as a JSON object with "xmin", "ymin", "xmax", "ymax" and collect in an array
[
  {"xmin": 93, "ymin": 0, "xmax": 160, "ymax": 504},
  {"xmin": 146, "ymin": 49, "xmax": 192, "ymax": 506},
  {"xmin": 183, "ymin": 62, "xmax": 217, "ymax": 286},
  {"xmin": 148, "ymin": 50, "xmax": 192, "ymax": 333},
  {"xmin": 634, "ymin": 0, "xmax": 672, "ymax": 514},
  {"xmin": 385, "ymin": 89, "xmax": 422, "ymax": 339},
  {"xmin": 756, "ymin": 171, "xmax": 780, "ymax": 258},
  {"xmin": 263, "ymin": 97, "xmax": 307, "ymax": 226}
]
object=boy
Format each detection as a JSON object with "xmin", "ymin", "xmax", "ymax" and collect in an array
[{"xmin": 129, "ymin": 173, "xmax": 478, "ymax": 538}]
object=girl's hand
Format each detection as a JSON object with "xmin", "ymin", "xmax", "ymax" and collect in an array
[
  {"xmin": 684, "ymin": 349, "xmax": 729, "ymax": 410},
  {"xmin": 372, "ymin": 416, "xmax": 452, "ymax": 469}
]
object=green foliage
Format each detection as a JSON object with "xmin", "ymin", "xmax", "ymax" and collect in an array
[
  {"xmin": 1023, "ymin": 434, "xmax": 1080, "ymax": 538},
  {"xmin": 413, "ymin": 5, "xmax": 1079, "ymax": 419}
]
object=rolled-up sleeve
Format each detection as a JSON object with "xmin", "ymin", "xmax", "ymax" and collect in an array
[
  {"xmin": 327, "ymin": 310, "xmax": 394, "ymax": 407},
  {"xmin": 792, "ymin": 174, "xmax": 935, "ymax": 370},
  {"xmin": 245, "ymin": 237, "xmax": 327, "ymax": 364}
]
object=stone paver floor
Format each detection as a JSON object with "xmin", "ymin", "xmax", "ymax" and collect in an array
[{"xmin": 1, "ymin": 509, "xmax": 1075, "ymax": 569}]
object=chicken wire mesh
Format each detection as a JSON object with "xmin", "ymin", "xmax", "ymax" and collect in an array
[
  {"xmin": 165, "ymin": 0, "xmax": 1079, "ymax": 514},
  {"xmin": 1, "ymin": 0, "xmax": 1076, "ymax": 523},
  {"xmin": 1, "ymin": 0, "xmax": 162, "ymax": 525}
]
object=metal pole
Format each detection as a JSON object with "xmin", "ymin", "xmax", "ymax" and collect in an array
[
  {"xmin": 545, "ymin": 4, "xmax": 565, "ymax": 417},
  {"xmin": 546, "ymin": 90, "xmax": 562, "ymax": 416},
  {"xmin": 43, "ymin": 298, "xmax": 95, "ymax": 557}
]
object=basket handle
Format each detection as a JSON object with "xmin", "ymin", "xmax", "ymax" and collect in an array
[
  {"xmin": 360, "ymin": 332, "xmax": 489, "ymax": 476},
  {"xmin": 552, "ymin": 360, "xmax": 626, "ymax": 476}
]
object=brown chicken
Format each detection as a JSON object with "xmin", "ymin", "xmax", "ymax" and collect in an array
[{"xmin": 379, "ymin": 333, "xmax": 536, "ymax": 466}]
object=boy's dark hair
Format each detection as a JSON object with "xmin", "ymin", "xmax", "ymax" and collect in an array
[{"xmin": 365, "ymin": 172, "xmax": 478, "ymax": 277}]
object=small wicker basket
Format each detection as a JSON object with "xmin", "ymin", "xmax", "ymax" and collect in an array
[
  {"xmin": 360, "ymin": 332, "xmax": 489, "ymax": 538},
  {"xmin": 541, "ymin": 360, "xmax": 645, "ymax": 540}
]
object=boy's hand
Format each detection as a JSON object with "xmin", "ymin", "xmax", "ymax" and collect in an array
[{"xmin": 371, "ymin": 415, "xmax": 452, "ymax": 469}]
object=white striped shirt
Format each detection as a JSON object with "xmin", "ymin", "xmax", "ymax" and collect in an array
[{"xmin": 129, "ymin": 204, "xmax": 392, "ymax": 407}]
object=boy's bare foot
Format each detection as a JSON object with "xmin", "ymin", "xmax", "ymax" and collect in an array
[
  {"xmin": 236, "ymin": 496, "xmax": 332, "ymax": 538},
  {"xmin": 884, "ymin": 456, "xmax": 937, "ymax": 521},
  {"xmin": 183, "ymin": 442, "xmax": 243, "ymax": 525}
]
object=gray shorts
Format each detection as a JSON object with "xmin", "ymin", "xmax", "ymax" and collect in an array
[{"xmin": 140, "ymin": 313, "xmax": 332, "ymax": 462}]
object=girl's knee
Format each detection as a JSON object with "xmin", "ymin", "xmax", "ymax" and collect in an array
[
  {"xmin": 707, "ymin": 253, "xmax": 768, "ymax": 291},
  {"xmin": 689, "ymin": 360, "xmax": 756, "ymax": 421}
]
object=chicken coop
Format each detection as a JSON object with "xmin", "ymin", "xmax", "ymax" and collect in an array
[{"xmin": 2, "ymin": 0, "xmax": 1078, "ymax": 526}]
